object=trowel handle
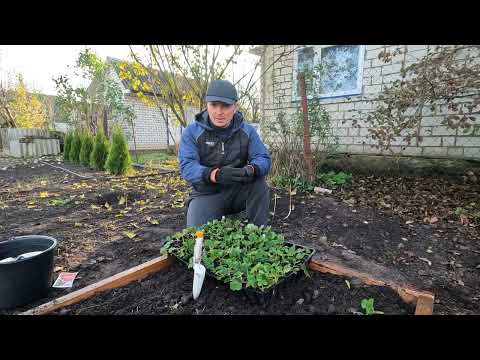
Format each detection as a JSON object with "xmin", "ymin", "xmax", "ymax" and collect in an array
[{"xmin": 193, "ymin": 237, "xmax": 203, "ymax": 264}]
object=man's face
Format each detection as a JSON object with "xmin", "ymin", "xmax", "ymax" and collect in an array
[{"xmin": 207, "ymin": 101, "xmax": 238, "ymax": 128}]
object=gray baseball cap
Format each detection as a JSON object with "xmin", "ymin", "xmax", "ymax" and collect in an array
[{"xmin": 205, "ymin": 80, "xmax": 238, "ymax": 105}]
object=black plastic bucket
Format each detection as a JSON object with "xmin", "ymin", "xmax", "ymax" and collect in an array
[{"xmin": 0, "ymin": 235, "xmax": 57, "ymax": 310}]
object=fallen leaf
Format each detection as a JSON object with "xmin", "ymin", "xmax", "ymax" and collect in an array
[
  {"xmin": 123, "ymin": 231, "xmax": 137, "ymax": 239},
  {"xmin": 104, "ymin": 202, "xmax": 112, "ymax": 210},
  {"xmin": 74, "ymin": 222, "xmax": 82, "ymax": 227},
  {"xmin": 345, "ymin": 280, "xmax": 351, "ymax": 289},
  {"xmin": 314, "ymin": 187, "xmax": 332, "ymax": 194},
  {"xmin": 405, "ymin": 220, "xmax": 414, "ymax": 225},
  {"xmin": 146, "ymin": 216, "xmax": 159, "ymax": 225},
  {"xmin": 118, "ymin": 196, "xmax": 126, "ymax": 205},
  {"xmin": 39, "ymin": 191, "xmax": 49, "ymax": 198},
  {"xmin": 419, "ymin": 257, "xmax": 432, "ymax": 266}
]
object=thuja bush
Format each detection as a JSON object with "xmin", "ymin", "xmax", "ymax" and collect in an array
[
  {"xmin": 63, "ymin": 131, "xmax": 73, "ymax": 161},
  {"xmin": 79, "ymin": 132, "xmax": 94, "ymax": 167},
  {"xmin": 69, "ymin": 130, "xmax": 82, "ymax": 164},
  {"xmin": 105, "ymin": 125, "xmax": 132, "ymax": 175},
  {"xmin": 90, "ymin": 129, "xmax": 110, "ymax": 171}
]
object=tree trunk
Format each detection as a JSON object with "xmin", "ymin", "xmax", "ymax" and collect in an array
[
  {"xmin": 103, "ymin": 108, "xmax": 109, "ymax": 137},
  {"xmin": 130, "ymin": 118, "xmax": 139, "ymax": 164},
  {"xmin": 297, "ymin": 72, "xmax": 314, "ymax": 182},
  {"xmin": 166, "ymin": 111, "xmax": 169, "ymax": 147}
]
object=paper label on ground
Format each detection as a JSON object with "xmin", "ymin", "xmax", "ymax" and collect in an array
[{"xmin": 52, "ymin": 272, "xmax": 78, "ymax": 288}]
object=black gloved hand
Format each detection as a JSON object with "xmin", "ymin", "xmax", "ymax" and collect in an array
[{"xmin": 216, "ymin": 163, "xmax": 255, "ymax": 184}]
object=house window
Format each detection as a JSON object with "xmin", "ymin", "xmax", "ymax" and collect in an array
[{"xmin": 292, "ymin": 45, "xmax": 365, "ymax": 100}]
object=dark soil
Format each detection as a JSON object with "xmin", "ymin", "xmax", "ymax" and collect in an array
[
  {"xmin": 1, "ymin": 158, "xmax": 479, "ymax": 315},
  {"xmin": 59, "ymin": 262, "xmax": 413, "ymax": 315}
]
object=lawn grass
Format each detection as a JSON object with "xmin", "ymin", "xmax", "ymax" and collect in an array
[{"xmin": 130, "ymin": 150, "xmax": 177, "ymax": 167}]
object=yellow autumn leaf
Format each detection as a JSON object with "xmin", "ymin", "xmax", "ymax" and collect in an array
[
  {"xmin": 27, "ymin": 201, "xmax": 36, "ymax": 205},
  {"xmin": 118, "ymin": 196, "xmax": 126, "ymax": 205},
  {"xmin": 146, "ymin": 216, "xmax": 159, "ymax": 225},
  {"xmin": 123, "ymin": 231, "xmax": 136, "ymax": 239},
  {"xmin": 39, "ymin": 192, "xmax": 49, "ymax": 198},
  {"xmin": 27, "ymin": 205, "xmax": 37, "ymax": 209},
  {"xmin": 74, "ymin": 222, "xmax": 82, "ymax": 227}
]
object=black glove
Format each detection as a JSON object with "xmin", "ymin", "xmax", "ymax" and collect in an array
[{"xmin": 216, "ymin": 164, "xmax": 255, "ymax": 184}]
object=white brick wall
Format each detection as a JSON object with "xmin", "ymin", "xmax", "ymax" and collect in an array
[
  {"xmin": 109, "ymin": 94, "xmax": 196, "ymax": 151},
  {"xmin": 105, "ymin": 67, "xmax": 198, "ymax": 151},
  {"xmin": 260, "ymin": 44, "xmax": 480, "ymax": 160}
]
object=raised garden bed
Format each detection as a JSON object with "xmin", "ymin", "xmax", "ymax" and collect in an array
[
  {"xmin": 20, "ymin": 217, "xmax": 433, "ymax": 315},
  {"xmin": 2, "ymin": 160, "xmax": 478, "ymax": 315},
  {"xmin": 48, "ymin": 262, "xmax": 416, "ymax": 315}
]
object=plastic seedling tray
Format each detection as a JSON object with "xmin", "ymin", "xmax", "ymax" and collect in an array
[{"xmin": 174, "ymin": 241, "xmax": 315, "ymax": 305}]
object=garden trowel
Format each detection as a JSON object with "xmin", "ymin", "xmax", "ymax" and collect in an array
[{"xmin": 192, "ymin": 230, "xmax": 206, "ymax": 300}]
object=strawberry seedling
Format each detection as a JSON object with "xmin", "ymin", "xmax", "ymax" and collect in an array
[
  {"xmin": 360, "ymin": 298, "xmax": 384, "ymax": 315},
  {"xmin": 161, "ymin": 218, "xmax": 314, "ymax": 292}
]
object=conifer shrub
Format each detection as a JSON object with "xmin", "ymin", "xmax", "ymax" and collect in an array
[
  {"xmin": 80, "ymin": 132, "xmax": 94, "ymax": 167},
  {"xmin": 63, "ymin": 131, "xmax": 73, "ymax": 161},
  {"xmin": 69, "ymin": 130, "xmax": 82, "ymax": 164},
  {"xmin": 90, "ymin": 129, "xmax": 110, "ymax": 171},
  {"xmin": 105, "ymin": 125, "xmax": 132, "ymax": 175}
]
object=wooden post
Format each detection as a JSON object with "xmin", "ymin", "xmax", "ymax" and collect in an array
[
  {"xmin": 297, "ymin": 72, "xmax": 314, "ymax": 182},
  {"xmin": 415, "ymin": 296, "xmax": 435, "ymax": 315}
]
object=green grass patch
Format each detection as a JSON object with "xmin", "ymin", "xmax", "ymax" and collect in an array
[{"xmin": 130, "ymin": 150, "xmax": 177, "ymax": 166}]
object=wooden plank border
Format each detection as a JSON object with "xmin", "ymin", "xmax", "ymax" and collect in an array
[
  {"xmin": 20, "ymin": 255, "xmax": 175, "ymax": 315},
  {"xmin": 308, "ymin": 258, "xmax": 435, "ymax": 315},
  {"xmin": 20, "ymin": 254, "xmax": 434, "ymax": 315}
]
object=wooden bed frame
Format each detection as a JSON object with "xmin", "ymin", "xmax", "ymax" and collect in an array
[{"xmin": 21, "ymin": 252, "xmax": 434, "ymax": 316}]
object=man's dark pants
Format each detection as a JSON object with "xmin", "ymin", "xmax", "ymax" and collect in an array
[{"xmin": 186, "ymin": 177, "xmax": 270, "ymax": 227}]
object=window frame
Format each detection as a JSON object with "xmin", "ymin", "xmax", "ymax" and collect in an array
[{"xmin": 292, "ymin": 45, "xmax": 366, "ymax": 101}]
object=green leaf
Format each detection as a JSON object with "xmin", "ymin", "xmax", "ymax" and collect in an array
[{"xmin": 230, "ymin": 280, "xmax": 242, "ymax": 291}]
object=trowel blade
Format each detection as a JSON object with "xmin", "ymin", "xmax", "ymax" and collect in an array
[{"xmin": 192, "ymin": 263, "xmax": 206, "ymax": 300}]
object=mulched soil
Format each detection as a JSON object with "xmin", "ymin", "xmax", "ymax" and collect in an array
[
  {"xmin": 60, "ymin": 262, "xmax": 413, "ymax": 315},
  {"xmin": 1, "ymin": 157, "xmax": 479, "ymax": 315}
]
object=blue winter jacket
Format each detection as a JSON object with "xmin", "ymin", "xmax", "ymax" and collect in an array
[{"xmin": 179, "ymin": 110, "xmax": 271, "ymax": 195}]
